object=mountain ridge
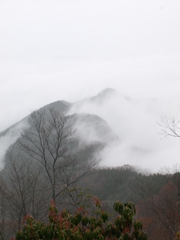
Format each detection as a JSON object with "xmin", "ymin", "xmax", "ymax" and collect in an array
[{"xmin": 0, "ymin": 89, "xmax": 119, "ymax": 166}]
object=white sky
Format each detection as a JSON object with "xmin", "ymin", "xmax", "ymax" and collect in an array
[{"xmin": 0, "ymin": 0, "xmax": 180, "ymax": 131}]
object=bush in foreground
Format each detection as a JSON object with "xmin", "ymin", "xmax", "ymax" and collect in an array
[{"xmin": 14, "ymin": 198, "xmax": 148, "ymax": 240}]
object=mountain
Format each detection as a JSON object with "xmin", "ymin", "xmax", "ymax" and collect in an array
[
  {"xmin": 1, "ymin": 87, "xmax": 178, "ymax": 173},
  {"xmin": 0, "ymin": 88, "xmax": 122, "ymax": 142},
  {"xmin": 0, "ymin": 100, "xmax": 73, "ymax": 165},
  {"xmin": 0, "ymin": 92, "xmax": 119, "ymax": 167},
  {"xmin": 69, "ymin": 88, "xmax": 129, "ymax": 112},
  {"xmin": 0, "ymin": 100, "xmax": 71, "ymax": 138},
  {"xmin": 84, "ymin": 88, "xmax": 117, "ymax": 104},
  {"xmin": 39, "ymin": 100, "xmax": 71, "ymax": 113}
]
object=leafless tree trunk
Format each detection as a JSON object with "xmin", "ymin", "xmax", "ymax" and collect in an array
[
  {"xmin": 0, "ymin": 108, "xmax": 98, "ymax": 239},
  {"xmin": 135, "ymin": 167, "xmax": 180, "ymax": 239},
  {"xmin": 17, "ymin": 108, "xmax": 97, "ymax": 203},
  {"xmin": 0, "ymin": 177, "xmax": 7, "ymax": 240},
  {"xmin": 0, "ymin": 147, "xmax": 48, "ymax": 238}
]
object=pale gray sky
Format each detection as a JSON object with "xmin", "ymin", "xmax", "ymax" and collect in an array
[{"xmin": 0, "ymin": 0, "xmax": 180, "ymax": 131}]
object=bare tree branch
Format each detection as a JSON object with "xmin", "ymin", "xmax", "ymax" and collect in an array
[
  {"xmin": 158, "ymin": 116, "xmax": 180, "ymax": 139},
  {"xmin": 18, "ymin": 108, "xmax": 98, "ymax": 202}
]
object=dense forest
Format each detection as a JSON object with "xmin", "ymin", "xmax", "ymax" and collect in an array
[
  {"xmin": 81, "ymin": 167, "xmax": 180, "ymax": 239},
  {"xmin": 1, "ymin": 165, "xmax": 180, "ymax": 239}
]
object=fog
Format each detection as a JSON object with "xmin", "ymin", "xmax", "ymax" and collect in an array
[
  {"xmin": 1, "ymin": 56, "xmax": 180, "ymax": 131},
  {"xmin": 68, "ymin": 89, "xmax": 180, "ymax": 173},
  {"xmin": 0, "ymin": 0, "xmax": 180, "ymax": 172}
]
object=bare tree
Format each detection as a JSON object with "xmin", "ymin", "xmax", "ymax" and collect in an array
[
  {"xmin": 0, "ymin": 176, "xmax": 8, "ymax": 240},
  {"xmin": 158, "ymin": 116, "xmax": 180, "ymax": 138},
  {"xmin": 157, "ymin": 115, "xmax": 180, "ymax": 237},
  {"xmin": 135, "ymin": 167, "xmax": 180, "ymax": 240},
  {"xmin": 0, "ymin": 108, "xmax": 98, "ymax": 239},
  {"xmin": 17, "ymin": 108, "xmax": 97, "ymax": 203},
  {"xmin": 0, "ymin": 147, "xmax": 48, "ymax": 238}
]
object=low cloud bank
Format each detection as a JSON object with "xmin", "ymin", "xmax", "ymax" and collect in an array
[
  {"xmin": 0, "ymin": 88, "xmax": 179, "ymax": 173},
  {"xmin": 69, "ymin": 90, "xmax": 180, "ymax": 173}
]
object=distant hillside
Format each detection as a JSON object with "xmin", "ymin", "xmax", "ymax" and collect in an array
[
  {"xmin": 1, "ymin": 87, "xmax": 178, "ymax": 173},
  {"xmin": 0, "ymin": 90, "xmax": 120, "ymax": 167},
  {"xmin": 0, "ymin": 100, "xmax": 71, "ymax": 138},
  {"xmin": 69, "ymin": 88, "xmax": 129, "ymax": 112}
]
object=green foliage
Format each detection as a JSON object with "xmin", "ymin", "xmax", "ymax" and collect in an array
[{"xmin": 15, "ymin": 199, "xmax": 148, "ymax": 240}]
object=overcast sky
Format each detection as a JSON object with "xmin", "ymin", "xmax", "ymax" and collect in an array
[{"xmin": 0, "ymin": 0, "xmax": 180, "ymax": 131}]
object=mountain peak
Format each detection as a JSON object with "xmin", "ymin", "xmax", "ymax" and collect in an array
[
  {"xmin": 38, "ymin": 100, "xmax": 71, "ymax": 114},
  {"xmin": 86, "ymin": 88, "xmax": 116, "ymax": 104},
  {"xmin": 97, "ymin": 88, "xmax": 116, "ymax": 97}
]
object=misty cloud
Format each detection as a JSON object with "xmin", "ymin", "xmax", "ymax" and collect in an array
[
  {"xmin": 70, "ymin": 112, "xmax": 118, "ymax": 148},
  {"xmin": 0, "ymin": 0, "xmax": 180, "ymax": 173},
  {"xmin": 0, "ymin": 56, "xmax": 180, "ymax": 132},
  {"xmin": 68, "ymin": 89, "xmax": 180, "ymax": 172},
  {"xmin": 0, "ymin": 87, "xmax": 179, "ymax": 173}
]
